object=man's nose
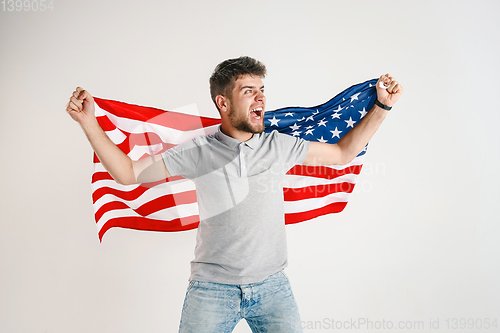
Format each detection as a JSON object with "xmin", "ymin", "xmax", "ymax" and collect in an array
[{"xmin": 255, "ymin": 91, "xmax": 265, "ymax": 102}]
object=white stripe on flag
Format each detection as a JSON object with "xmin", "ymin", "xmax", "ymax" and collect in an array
[
  {"xmin": 105, "ymin": 128, "xmax": 127, "ymax": 144},
  {"xmin": 92, "ymin": 180, "xmax": 196, "ymax": 212},
  {"xmin": 146, "ymin": 203, "xmax": 200, "ymax": 224},
  {"xmin": 95, "ymin": 202, "xmax": 200, "ymax": 232},
  {"xmin": 284, "ymin": 191, "xmax": 351, "ymax": 213},
  {"xmin": 283, "ymin": 173, "xmax": 359, "ymax": 188}
]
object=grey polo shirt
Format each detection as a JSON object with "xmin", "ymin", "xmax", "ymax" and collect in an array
[{"xmin": 161, "ymin": 127, "xmax": 310, "ymax": 284}]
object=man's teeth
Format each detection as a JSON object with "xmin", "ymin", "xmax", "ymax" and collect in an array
[{"xmin": 250, "ymin": 108, "xmax": 263, "ymax": 119}]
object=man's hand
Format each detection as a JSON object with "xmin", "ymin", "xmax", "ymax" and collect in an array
[
  {"xmin": 66, "ymin": 87, "xmax": 96, "ymax": 124},
  {"xmin": 376, "ymin": 74, "xmax": 403, "ymax": 107}
]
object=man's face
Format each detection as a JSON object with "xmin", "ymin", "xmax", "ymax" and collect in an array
[{"xmin": 226, "ymin": 74, "xmax": 266, "ymax": 134}]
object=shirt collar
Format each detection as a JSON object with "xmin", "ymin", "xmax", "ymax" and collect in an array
[{"xmin": 215, "ymin": 125, "xmax": 260, "ymax": 150}]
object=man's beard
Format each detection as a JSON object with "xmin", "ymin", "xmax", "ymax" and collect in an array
[{"xmin": 228, "ymin": 107, "xmax": 265, "ymax": 134}]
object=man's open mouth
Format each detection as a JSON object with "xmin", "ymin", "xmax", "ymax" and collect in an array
[{"xmin": 250, "ymin": 108, "xmax": 263, "ymax": 120}]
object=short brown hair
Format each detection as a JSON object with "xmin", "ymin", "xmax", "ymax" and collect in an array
[{"xmin": 209, "ymin": 56, "xmax": 267, "ymax": 110}]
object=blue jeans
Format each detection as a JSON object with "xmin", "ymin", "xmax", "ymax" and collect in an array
[{"xmin": 178, "ymin": 270, "xmax": 303, "ymax": 332}]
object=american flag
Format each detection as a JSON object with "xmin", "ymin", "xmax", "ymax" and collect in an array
[{"xmin": 92, "ymin": 79, "xmax": 378, "ymax": 241}]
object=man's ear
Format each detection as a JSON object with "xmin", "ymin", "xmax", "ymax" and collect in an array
[{"xmin": 216, "ymin": 95, "xmax": 229, "ymax": 113}]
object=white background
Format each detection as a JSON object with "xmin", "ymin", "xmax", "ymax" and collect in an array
[{"xmin": 1, "ymin": 0, "xmax": 499, "ymax": 332}]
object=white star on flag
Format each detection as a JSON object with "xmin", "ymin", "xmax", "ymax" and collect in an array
[
  {"xmin": 269, "ymin": 116, "xmax": 280, "ymax": 126},
  {"xmin": 359, "ymin": 108, "xmax": 368, "ymax": 118},
  {"xmin": 305, "ymin": 129, "xmax": 314, "ymax": 135},
  {"xmin": 345, "ymin": 117, "xmax": 356, "ymax": 128},
  {"xmin": 317, "ymin": 118, "xmax": 327, "ymax": 127},
  {"xmin": 350, "ymin": 93, "xmax": 360, "ymax": 102},
  {"xmin": 330, "ymin": 127, "xmax": 342, "ymax": 138}
]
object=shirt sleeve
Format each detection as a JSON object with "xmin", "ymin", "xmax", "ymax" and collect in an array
[
  {"xmin": 161, "ymin": 137, "xmax": 203, "ymax": 179},
  {"xmin": 274, "ymin": 131, "xmax": 310, "ymax": 171}
]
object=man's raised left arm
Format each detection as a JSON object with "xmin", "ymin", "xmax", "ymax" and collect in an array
[{"xmin": 303, "ymin": 74, "xmax": 403, "ymax": 166}]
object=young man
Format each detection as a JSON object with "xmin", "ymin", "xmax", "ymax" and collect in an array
[{"xmin": 66, "ymin": 56, "xmax": 403, "ymax": 332}]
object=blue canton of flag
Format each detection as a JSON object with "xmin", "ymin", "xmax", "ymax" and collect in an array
[{"xmin": 264, "ymin": 78, "xmax": 378, "ymax": 156}]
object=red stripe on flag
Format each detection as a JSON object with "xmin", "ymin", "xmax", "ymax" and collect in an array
[
  {"xmin": 287, "ymin": 164, "xmax": 362, "ymax": 180},
  {"xmin": 93, "ymin": 185, "xmax": 148, "ymax": 203},
  {"xmin": 92, "ymin": 172, "xmax": 114, "ymax": 183},
  {"xmin": 98, "ymin": 216, "xmax": 199, "ymax": 241},
  {"xmin": 284, "ymin": 201, "xmax": 348, "ymax": 225},
  {"xmin": 95, "ymin": 201, "xmax": 131, "ymax": 222},
  {"xmin": 135, "ymin": 191, "xmax": 197, "ymax": 215},
  {"xmin": 96, "ymin": 115, "xmax": 117, "ymax": 131},
  {"xmin": 94, "ymin": 190, "xmax": 197, "ymax": 223}
]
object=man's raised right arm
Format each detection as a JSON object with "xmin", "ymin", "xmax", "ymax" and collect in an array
[{"xmin": 66, "ymin": 87, "xmax": 170, "ymax": 185}]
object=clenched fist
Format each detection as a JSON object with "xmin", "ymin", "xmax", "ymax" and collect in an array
[
  {"xmin": 66, "ymin": 87, "xmax": 96, "ymax": 124},
  {"xmin": 376, "ymin": 74, "xmax": 403, "ymax": 108}
]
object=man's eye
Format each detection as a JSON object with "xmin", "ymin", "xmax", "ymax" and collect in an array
[{"xmin": 245, "ymin": 90, "xmax": 252, "ymax": 94}]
